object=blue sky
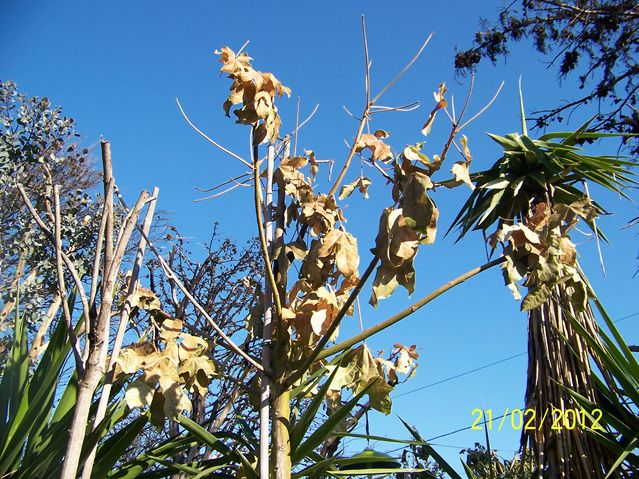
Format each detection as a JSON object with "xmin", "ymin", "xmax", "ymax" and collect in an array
[{"xmin": 3, "ymin": 0, "xmax": 638, "ymax": 473}]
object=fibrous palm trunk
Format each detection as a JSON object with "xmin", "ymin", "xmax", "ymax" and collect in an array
[{"xmin": 522, "ymin": 280, "xmax": 612, "ymax": 478}]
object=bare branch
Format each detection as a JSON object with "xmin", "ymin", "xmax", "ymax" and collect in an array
[
  {"xmin": 114, "ymin": 187, "xmax": 265, "ymax": 372},
  {"xmin": 176, "ymin": 97, "xmax": 252, "ymax": 168},
  {"xmin": 53, "ymin": 185, "xmax": 85, "ymax": 374},
  {"xmin": 458, "ymin": 80, "xmax": 505, "ymax": 131},
  {"xmin": 316, "ymin": 257, "xmax": 505, "ymax": 361},
  {"xmin": 15, "ymin": 183, "xmax": 91, "ymax": 333},
  {"xmin": 81, "ymin": 186, "xmax": 160, "ymax": 479},
  {"xmin": 371, "ymin": 33, "xmax": 433, "ymax": 104},
  {"xmin": 252, "ymin": 132, "xmax": 283, "ymax": 319}
]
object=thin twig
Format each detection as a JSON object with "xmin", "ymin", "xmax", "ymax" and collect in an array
[
  {"xmin": 89, "ymin": 177, "xmax": 111, "ymax": 314},
  {"xmin": 342, "ymin": 105, "xmax": 361, "ymax": 120},
  {"xmin": 457, "ymin": 74, "xmax": 475, "ymax": 125},
  {"xmin": 295, "ymin": 103, "xmax": 320, "ymax": 135},
  {"xmin": 52, "ymin": 185, "xmax": 85, "ymax": 374},
  {"xmin": 369, "ymin": 101, "xmax": 420, "ymax": 114},
  {"xmin": 294, "ymin": 97, "xmax": 301, "ymax": 158},
  {"xmin": 371, "ymin": 33, "xmax": 433, "ymax": 104},
  {"xmin": 458, "ymin": 81, "xmax": 505, "ymax": 131},
  {"xmin": 176, "ymin": 97, "xmax": 252, "ymax": 168},
  {"xmin": 237, "ymin": 40, "xmax": 250, "ymax": 55},
  {"xmin": 362, "ymin": 16, "xmax": 371, "ymax": 106},
  {"xmin": 451, "ymin": 93, "xmax": 457, "ymax": 123},
  {"xmin": 114, "ymin": 187, "xmax": 264, "ymax": 372},
  {"xmin": 195, "ymin": 182, "xmax": 250, "ymax": 201},
  {"xmin": 195, "ymin": 172, "xmax": 251, "ymax": 193},
  {"xmin": 15, "ymin": 184, "xmax": 91, "ymax": 333}
]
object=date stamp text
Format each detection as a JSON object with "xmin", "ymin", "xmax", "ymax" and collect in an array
[{"xmin": 471, "ymin": 408, "xmax": 604, "ymax": 432}]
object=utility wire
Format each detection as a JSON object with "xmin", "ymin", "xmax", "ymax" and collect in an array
[
  {"xmin": 393, "ymin": 352, "xmax": 527, "ymax": 399},
  {"xmin": 342, "ymin": 311, "xmax": 638, "ymax": 454},
  {"xmin": 384, "ymin": 412, "xmax": 514, "ymax": 455},
  {"xmin": 392, "ymin": 311, "xmax": 638, "ymax": 400}
]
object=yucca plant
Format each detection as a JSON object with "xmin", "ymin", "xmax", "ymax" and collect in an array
[
  {"xmin": 450, "ymin": 112, "xmax": 636, "ymax": 478},
  {"xmin": 564, "ymin": 291, "xmax": 639, "ymax": 478},
  {"xmin": 0, "ymin": 289, "xmax": 136, "ymax": 479}
]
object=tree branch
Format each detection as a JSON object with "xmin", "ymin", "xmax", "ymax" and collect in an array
[
  {"xmin": 52, "ymin": 185, "xmax": 84, "ymax": 374},
  {"xmin": 114, "ymin": 187, "xmax": 265, "ymax": 372},
  {"xmin": 285, "ymin": 256, "xmax": 379, "ymax": 387},
  {"xmin": 316, "ymin": 257, "xmax": 506, "ymax": 361}
]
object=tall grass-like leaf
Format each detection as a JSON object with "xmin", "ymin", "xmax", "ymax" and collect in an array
[
  {"xmin": 0, "ymin": 287, "xmax": 27, "ymax": 431},
  {"xmin": 90, "ymin": 415, "xmax": 149, "ymax": 479},
  {"xmin": 398, "ymin": 415, "xmax": 463, "ymax": 479},
  {"xmin": 563, "ymin": 292, "xmax": 639, "ymax": 476},
  {"xmin": 0, "ymin": 292, "xmax": 77, "ymax": 476},
  {"xmin": 290, "ymin": 363, "xmax": 340, "ymax": 450},
  {"xmin": 292, "ymin": 381, "xmax": 373, "ymax": 464},
  {"xmin": 109, "ymin": 435, "xmax": 198, "ymax": 479}
]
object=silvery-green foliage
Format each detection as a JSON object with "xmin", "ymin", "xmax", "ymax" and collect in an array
[{"xmin": 0, "ymin": 80, "xmax": 101, "ymax": 332}]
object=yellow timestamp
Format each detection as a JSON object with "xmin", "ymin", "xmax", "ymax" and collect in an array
[{"xmin": 471, "ymin": 408, "xmax": 604, "ymax": 432}]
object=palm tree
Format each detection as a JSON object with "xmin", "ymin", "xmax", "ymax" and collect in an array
[{"xmin": 450, "ymin": 116, "xmax": 636, "ymax": 478}]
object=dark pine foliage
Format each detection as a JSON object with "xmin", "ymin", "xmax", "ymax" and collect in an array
[{"xmin": 456, "ymin": 1, "xmax": 639, "ymax": 151}]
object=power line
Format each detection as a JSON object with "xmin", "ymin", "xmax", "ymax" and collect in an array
[
  {"xmin": 393, "ymin": 352, "xmax": 527, "ymax": 399},
  {"xmin": 392, "ymin": 310, "xmax": 638, "ymax": 400},
  {"xmin": 384, "ymin": 411, "xmax": 516, "ymax": 455},
  {"xmin": 344, "ymin": 310, "xmax": 638, "ymax": 456}
]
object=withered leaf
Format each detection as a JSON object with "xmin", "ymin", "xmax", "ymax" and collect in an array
[
  {"xmin": 215, "ymin": 46, "xmax": 290, "ymax": 144},
  {"xmin": 160, "ymin": 318, "xmax": 183, "ymax": 341},
  {"xmin": 179, "ymin": 356, "xmax": 218, "ymax": 393},
  {"xmin": 285, "ymin": 240, "xmax": 308, "ymax": 260},
  {"xmin": 310, "ymin": 309, "xmax": 328, "ymax": 336},
  {"xmin": 124, "ymin": 378, "xmax": 155, "ymax": 410},
  {"xmin": 339, "ymin": 176, "xmax": 372, "ymax": 200},
  {"xmin": 421, "ymin": 82, "xmax": 447, "ymax": 136},
  {"xmin": 450, "ymin": 161, "xmax": 475, "ymax": 190},
  {"xmin": 117, "ymin": 342, "xmax": 159, "ymax": 375},
  {"xmin": 521, "ymin": 284, "xmax": 552, "ymax": 311},
  {"xmin": 403, "ymin": 144, "xmax": 430, "ymax": 167},
  {"xmin": 460, "ymin": 134, "xmax": 472, "ymax": 161},
  {"xmin": 215, "ymin": 46, "xmax": 253, "ymax": 74},
  {"xmin": 570, "ymin": 278, "xmax": 588, "ymax": 312},
  {"xmin": 370, "ymin": 265, "xmax": 400, "ymax": 307},
  {"xmin": 559, "ymin": 237, "xmax": 577, "ymax": 265},
  {"xmin": 335, "ymin": 231, "xmax": 359, "ymax": 279},
  {"xmin": 402, "ymin": 172, "xmax": 438, "ymax": 242},
  {"xmin": 121, "ymin": 286, "xmax": 161, "ymax": 312},
  {"xmin": 179, "ymin": 333, "xmax": 208, "ymax": 358},
  {"xmin": 304, "ymin": 149, "xmax": 319, "ymax": 179},
  {"xmin": 328, "ymin": 345, "xmax": 394, "ymax": 414},
  {"xmin": 355, "ymin": 134, "xmax": 392, "ymax": 162},
  {"xmin": 370, "ymin": 208, "xmax": 421, "ymax": 306}
]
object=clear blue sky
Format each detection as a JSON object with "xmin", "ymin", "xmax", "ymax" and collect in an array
[{"xmin": 2, "ymin": 0, "xmax": 638, "ymax": 473}]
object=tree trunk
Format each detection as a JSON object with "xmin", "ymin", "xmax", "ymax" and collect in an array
[
  {"xmin": 272, "ymin": 386, "xmax": 291, "ymax": 479},
  {"xmin": 522, "ymin": 282, "xmax": 611, "ymax": 478}
]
